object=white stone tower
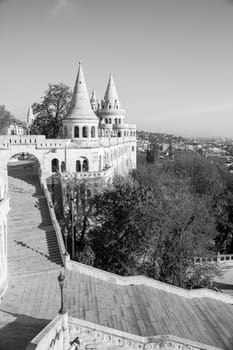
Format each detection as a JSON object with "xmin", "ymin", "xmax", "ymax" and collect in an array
[{"xmin": 62, "ymin": 62, "xmax": 99, "ymax": 140}]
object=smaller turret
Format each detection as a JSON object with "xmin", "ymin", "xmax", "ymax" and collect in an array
[
  {"xmin": 98, "ymin": 74, "xmax": 125, "ymax": 128},
  {"xmin": 90, "ymin": 89, "xmax": 98, "ymax": 112},
  {"xmin": 102, "ymin": 74, "xmax": 120, "ymax": 110}
]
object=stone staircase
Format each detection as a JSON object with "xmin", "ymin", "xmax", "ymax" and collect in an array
[{"xmin": 7, "ymin": 170, "xmax": 62, "ymax": 276}]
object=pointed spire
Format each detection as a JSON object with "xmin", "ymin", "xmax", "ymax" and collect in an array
[
  {"xmin": 65, "ymin": 62, "xmax": 98, "ymax": 120},
  {"xmin": 103, "ymin": 74, "xmax": 120, "ymax": 108},
  {"xmin": 90, "ymin": 88, "xmax": 98, "ymax": 112},
  {"xmin": 26, "ymin": 105, "xmax": 34, "ymax": 126},
  {"xmin": 91, "ymin": 88, "xmax": 97, "ymax": 101}
]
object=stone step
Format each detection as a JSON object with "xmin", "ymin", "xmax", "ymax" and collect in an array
[
  {"xmin": 9, "ymin": 255, "xmax": 61, "ymax": 264},
  {"xmin": 7, "ymin": 173, "xmax": 63, "ymax": 276},
  {"xmin": 9, "ymin": 248, "xmax": 61, "ymax": 258}
]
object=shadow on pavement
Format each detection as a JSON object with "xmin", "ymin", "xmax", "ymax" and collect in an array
[{"xmin": 0, "ymin": 310, "xmax": 49, "ymax": 350}]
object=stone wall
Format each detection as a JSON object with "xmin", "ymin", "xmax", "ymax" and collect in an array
[
  {"xmin": 67, "ymin": 260, "xmax": 233, "ymax": 304},
  {"xmin": 68, "ymin": 317, "xmax": 221, "ymax": 350},
  {"xmin": 26, "ymin": 313, "xmax": 70, "ymax": 350},
  {"xmin": 0, "ymin": 198, "xmax": 9, "ymax": 301},
  {"xmin": 0, "ymin": 134, "xmax": 136, "ymax": 185}
]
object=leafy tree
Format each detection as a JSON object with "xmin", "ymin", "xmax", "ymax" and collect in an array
[
  {"xmin": 167, "ymin": 142, "xmax": 174, "ymax": 157},
  {"xmin": 57, "ymin": 151, "xmax": 228, "ymax": 288},
  {"xmin": 88, "ymin": 174, "xmax": 217, "ymax": 287},
  {"xmin": 146, "ymin": 142, "xmax": 159, "ymax": 163},
  {"xmin": 0, "ymin": 105, "xmax": 18, "ymax": 132},
  {"xmin": 62, "ymin": 176, "xmax": 103, "ymax": 262},
  {"xmin": 30, "ymin": 83, "xmax": 72, "ymax": 138},
  {"xmin": 141, "ymin": 192, "xmax": 217, "ymax": 287},
  {"xmin": 133, "ymin": 152, "xmax": 221, "ymax": 286},
  {"xmin": 90, "ymin": 176, "xmax": 159, "ymax": 275},
  {"xmin": 172, "ymin": 152, "xmax": 224, "ymax": 196},
  {"xmin": 185, "ymin": 263, "xmax": 223, "ymax": 289}
]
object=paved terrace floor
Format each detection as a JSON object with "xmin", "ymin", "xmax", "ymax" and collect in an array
[
  {"xmin": 0, "ymin": 163, "xmax": 62, "ymax": 350},
  {"xmin": 1, "ymin": 163, "xmax": 233, "ymax": 349}
]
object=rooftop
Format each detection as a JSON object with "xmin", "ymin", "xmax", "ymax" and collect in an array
[{"xmin": 64, "ymin": 62, "xmax": 98, "ymax": 121}]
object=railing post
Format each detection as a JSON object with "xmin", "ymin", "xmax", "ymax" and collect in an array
[
  {"xmin": 64, "ymin": 252, "xmax": 70, "ymax": 269},
  {"xmin": 58, "ymin": 271, "xmax": 66, "ymax": 314}
]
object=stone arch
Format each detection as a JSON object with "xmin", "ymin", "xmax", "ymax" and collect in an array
[
  {"xmin": 3, "ymin": 151, "xmax": 42, "ymax": 197},
  {"xmin": 61, "ymin": 161, "xmax": 66, "ymax": 172},
  {"xmin": 82, "ymin": 126, "xmax": 88, "ymax": 138},
  {"xmin": 76, "ymin": 160, "xmax": 81, "ymax": 172},
  {"xmin": 74, "ymin": 126, "xmax": 79, "ymax": 138},
  {"xmin": 91, "ymin": 126, "xmax": 95, "ymax": 138},
  {"xmin": 4, "ymin": 149, "xmax": 43, "ymax": 172},
  {"xmin": 82, "ymin": 158, "xmax": 89, "ymax": 172},
  {"xmin": 51, "ymin": 158, "xmax": 59, "ymax": 173}
]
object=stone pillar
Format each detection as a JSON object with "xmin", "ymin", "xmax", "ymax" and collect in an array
[{"xmin": 62, "ymin": 312, "xmax": 70, "ymax": 350}]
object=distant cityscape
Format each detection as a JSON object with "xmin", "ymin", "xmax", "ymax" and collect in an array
[{"xmin": 137, "ymin": 130, "xmax": 233, "ymax": 169}]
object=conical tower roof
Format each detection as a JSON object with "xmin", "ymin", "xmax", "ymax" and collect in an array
[
  {"xmin": 65, "ymin": 62, "xmax": 98, "ymax": 120},
  {"xmin": 103, "ymin": 74, "xmax": 120, "ymax": 107}
]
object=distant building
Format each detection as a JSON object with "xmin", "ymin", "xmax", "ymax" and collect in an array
[{"xmin": 0, "ymin": 121, "xmax": 26, "ymax": 135}]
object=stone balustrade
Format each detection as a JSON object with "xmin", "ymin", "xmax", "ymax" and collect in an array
[
  {"xmin": 40, "ymin": 178, "xmax": 68, "ymax": 267},
  {"xmin": 26, "ymin": 313, "xmax": 70, "ymax": 350},
  {"xmin": 0, "ymin": 135, "xmax": 46, "ymax": 146},
  {"xmin": 194, "ymin": 254, "xmax": 233, "ymax": 265},
  {"xmin": 0, "ymin": 134, "xmax": 136, "ymax": 150},
  {"xmin": 68, "ymin": 316, "xmax": 221, "ymax": 350},
  {"xmin": 66, "ymin": 260, "xmax": 233, "ymax": 304},
  {"xmin": 60, "ymin": 166, "xmax": 113, "ymax": 181}
]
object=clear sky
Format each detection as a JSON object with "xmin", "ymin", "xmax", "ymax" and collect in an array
[{"xmin": 1, "ymin": 0, "xmax": 233, "ymax": 138}]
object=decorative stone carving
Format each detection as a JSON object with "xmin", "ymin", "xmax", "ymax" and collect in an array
[{"xmin": 68, "ymin": 320, "xmax": 210, "ymax": 350}]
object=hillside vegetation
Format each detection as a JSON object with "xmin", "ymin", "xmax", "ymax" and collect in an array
[{"xmin": 61, "ymin": 152, "xmax": 233, "ymax": 288}]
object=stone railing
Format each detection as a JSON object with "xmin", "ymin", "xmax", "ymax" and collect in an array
[
  {"xmin": 0, "ymin": 134, "xmax": 136, "ymax": 150},
  {"xmin": 40, "ymin": 178, "xmax": 68, "ymax": 268},
  {"xmin": 36, "ymin": 140, "xmax": 68, "ymax": 149},
  {"xmin": 26, "ymin": 313, "xmax": 69, "ymax": 350},
  {"xmin": 68, "ymin": 316, "xmax": 221, "ymax": 350},
  {"xmin": 194, "ymin": 254, "xmax": 233, "ymax": 265},
  {"xmin": 60, "ymin": 167, "xmax": 113, "ymax": 181},
  {"xmin": 0, "ymin": 135, "xmax": 46, "ymax": 146},
  {"xmin": 67, "ymin": 260, "xmax": 233, "ymax": 304},
  {"xmin": 0, "ymin": 135, "xmax": 67, "ymax": 149},
  {"xmin": 98, "ymin": 136, "xmax": 136, "ymax": 147}
]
